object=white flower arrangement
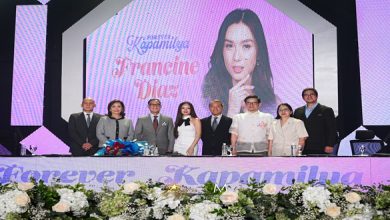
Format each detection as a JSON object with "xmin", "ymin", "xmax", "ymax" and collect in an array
[
  {"xmin": 0, "ymin": 190, "xmax": 30, "ymax": 219},
  {"xmin": 122, "ymin": 182, "xmax": 141, "ymax": 195},
  {"xmin": 0, "ymin": 180, "xmax": 388, "ymax": 219},
  {"xmin": 302, "ymin": 186, "xmax": 331, "ymax": 212},
  {"xmin": 167, "ymin": 213, "xmax": 186, "ymax": 220},
  {"xmin": 52, "ymin": 201, "xmax": 70, "ymax": 213},
  {"xmin": 189, "ymin": 200, "xmax": 221, "ymax": 220},
  {"xmin": 219, "ymin": 191, "xmax": 239, "ymax": 205},
  {"xmin": 17, "ymin": 182, "xmax": 34, "ymax": 191},
  {"xmin": 150, "ymin": 194, "xmax": 181, "ymax": 219},
  {"xmin": 53, "ymin": 188, "xmax": 89, "ymax": 216},
  {"xmin": 344, "ymin": 191, "xmax": 361, "ymax": 203},
  {"xmin": 262, "ymin": 183, "xmax": 278, "ymax": 195},
  {"xmin": 324, "ymin": 203, "xmax": 341, "ymax": 218}
]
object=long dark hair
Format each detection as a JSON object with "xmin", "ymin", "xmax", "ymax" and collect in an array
[
  {"xmin": 202, "ymin": 9, "xmax": 276, "ymax": 114},
  {"xmin": 174, "ymin": 101, "xmax": 198, "ymax": 138},
  {"xmin": 107, "ymin": 99, "xmax": 125, "ymax": 118},
  {"xmin": 275, "ymin": 103, "xmax": 293, "ymax": 119}
]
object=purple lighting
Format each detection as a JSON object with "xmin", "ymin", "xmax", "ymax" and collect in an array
[
  {"xmin": 19, "ymin": 126, "xmax": 70, "ymax": 155},
  {"xmin": 356, "ymin": 0, "xmax": 390, "ymax": 125},
  {"xmin": 11, "ymin": 6, "xmax": 47, "ymax": 126}
]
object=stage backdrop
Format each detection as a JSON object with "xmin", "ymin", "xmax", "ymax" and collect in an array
[
  {"xmin": 86, "ymin": 0, "xmax": 312, "ymax": 121},
  {"xmin": 1, "ymin": 157, "xmax": 389, "ymax": 190},
  {"xmin": 356, "ymin": 0, "xmax": 390, "ymax": 125}
]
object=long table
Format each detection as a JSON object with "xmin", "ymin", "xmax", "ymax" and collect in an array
[{"xmin": 1, "ymin": 157, "xmax": 389, "ymax": 190}]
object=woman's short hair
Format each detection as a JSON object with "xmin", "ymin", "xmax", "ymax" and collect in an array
[
  {"xmin": 107, "ymin": 99, "xmax": 125, "ymax": 118},
  {"xmin": 275, "ymin": 103, "xmax": 293, "ymax": 119}
]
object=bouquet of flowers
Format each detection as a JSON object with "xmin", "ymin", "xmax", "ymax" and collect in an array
[
  {"xmin": 97, "ymin": 180, "xmax": 191, "ymax": 219},
  {"xmin": 0, "ymin": 180, "xmax": 98, "ymax": 219},
  {"xmin": 0, "ymin": 179, "xmax": 389, "ymax": 219},
  {"xmin": 95, "ymin": 139, "xmax": 146, "ymax": 156},
  {"xmin": 275, "ymin": 180, "xmax": 389, "ymax": 219},
  {"xmin": 188, "ymin": 180, "xmax": 279, "ymax": 219}
]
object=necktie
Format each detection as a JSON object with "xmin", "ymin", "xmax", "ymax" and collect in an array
[
  {"xmin": 153, "ymin": 116, "xmax": 158, "ymax": 131},
  {"xmin": 86, "ymin": 114, "xmax": 91, "ymax": 128},
  {"xmin": 212, "ymin": 117, "xmax": 218, "ymax": 131}
]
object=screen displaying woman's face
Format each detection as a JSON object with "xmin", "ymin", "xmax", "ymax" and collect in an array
[{"xmin": 223, "ymin": 22, "xmax": 258, "ymax": 83}]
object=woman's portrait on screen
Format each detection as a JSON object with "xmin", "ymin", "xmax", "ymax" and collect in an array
[{"xmin": 202, "ymin": 8, "xmax": 277, "ymax": 117}]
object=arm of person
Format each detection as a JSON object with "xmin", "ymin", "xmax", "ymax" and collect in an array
[
  {"xmin": 225, "ymin": 117, "xmax": 233, "ymax": 145},
  {"xmin": 229, "ymin": 115, "xmax": 239, "ymax": 155},
  {"xmin": 231, "ymin": 133, "xmax": 238, "ymax": 156},
  {"xmin": 268, "ymin": 139, "xmax": 273, "ymax": 156},
  {"xmin": 296, "ymin": 119, "xmax": 308, "ymax": 151},
  {"xmin": 298, "ymin": 137, "xmax": 305, "ymax": 150},
  {"xmin": 68, "ymin": 115, "xmax": 84, "ymax": 146},
  {"xmin": 267, "ymin": 123, "xmax": 274, "ymax": 156},
  {"xmin": 96, "ymin": 118, "xmax": 106, "ymax": 145},
  {"xmin": 134, "ymin": 118, "xmax": 143, "ymax": 140},
  {"xmin": 323, "ymin": 107, "xmax": 337, "ymax": 153},
  {"xmin": 167, "ymin": 118, "xmax": 175, "ymax": 153},
  {"xmin": 87, "ymin": 114, "xmax": 101, "ymax": 148},
  {"xmin": 88, "ymin": 135, "xmax": 99, "ymax": 148},
  {"xmin": 186, "ymin": 118, "xmax": 201, "ymax": 156},
  {"xmin": 127, "ymin": 119, "xmax": 135, "ymax": 141}
]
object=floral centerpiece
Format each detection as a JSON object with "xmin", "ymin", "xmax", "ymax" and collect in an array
[
  {"xmin": 95, "ymin": 139, "xmax": 146, "ymax": 156},
  {"xmin": 0, "ymin": 179, "xmax": 389, "ymax": 219},
  {"xmin": 0, "ymin": 179, "xmax": 97, "ymax": 219}
]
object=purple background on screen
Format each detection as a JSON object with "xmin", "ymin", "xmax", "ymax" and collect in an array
[
  {"xmin": 11, "ymin": 6, "xmax": 47, "ymax": 126},
  {"xmin": 356, "ymin": 0, "xmax": 390, "ymax": 125},
  {"xmin": 19, "ymin": 126, "xmax": 70, "ymax": 155},
  {"xmin": 86, "ymin": 0, "xmax": 312, "ymax": 122}
]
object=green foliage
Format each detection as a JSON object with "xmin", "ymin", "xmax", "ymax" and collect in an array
[
  {"xmin": 375, "ymin": 191, "xmax": 390, "ymax": 210},
  {"xmin": 202, "ymin": 181, "xmax": 225, "ymax": 196},
  {"xmin": 98, "ymin": 190, "xmax": 130, "ymax": 217},
  {"xmin": 5, "ymin": 213, "xmax": 27, "ymax": 220},
  {"xmin": 1, "ymin": 178, "xmax": 390, "ymax": 219},
  {"xmin": 31, "ymin": 180, "xmax": 60, "ymax": 209}
]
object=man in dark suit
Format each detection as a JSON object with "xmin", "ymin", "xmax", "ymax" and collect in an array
[
  {"xmin": 201, "ymin": 99, "xmax": 232, "ymax": 156},
  {"xmin": 134, "ymin": 99, "xmax": 175, "ymax": 155},
  {"xmin": 68, "ymin": 98, "xmax": 102, "ymax": 156},
  {"xmin": 294, "ymin": 88, "xmax": 336, "ymax": 155}
]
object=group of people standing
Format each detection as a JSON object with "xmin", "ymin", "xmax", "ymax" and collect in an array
[{"xmin": 68, "ymin": 87, "xmax": 337, "ymax": 157}]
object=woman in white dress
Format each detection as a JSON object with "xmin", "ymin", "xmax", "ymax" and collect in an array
[
  {"xmin": 268, "ymin": 103, "xmax": 308, "ymax": 156},
  {"xmin": 173, "ymin": 101, "xmax": 201, "ymax": 156}
]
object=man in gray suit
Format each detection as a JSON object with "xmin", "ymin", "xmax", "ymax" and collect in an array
[{"xmin": 135, "ymin": 99, "xmax": 175, "ymax": 155}]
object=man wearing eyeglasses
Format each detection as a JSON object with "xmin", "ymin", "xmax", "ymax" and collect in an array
[
  {"xmin": 134, "ymin": 98, "xmax": 175, "ymax": 155},
  {"xmin": 294, "ymin": 88, "xmax": 337, "ymax": 155},
  {"xmin": 229, "ymin": 95, "xmax": 273, "ymax": 156}
]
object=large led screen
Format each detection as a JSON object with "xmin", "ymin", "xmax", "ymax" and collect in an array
[
  {"xmin": 11, "ymin": 6, "xmax": 47, "ymax": 126},
  {"xmin": 356, "ymin": 0, "xmax": 390, "ymax": 125},
  {"xmin": 86, "ymin": 0, "xmax": 313, "ymax": 122}
]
